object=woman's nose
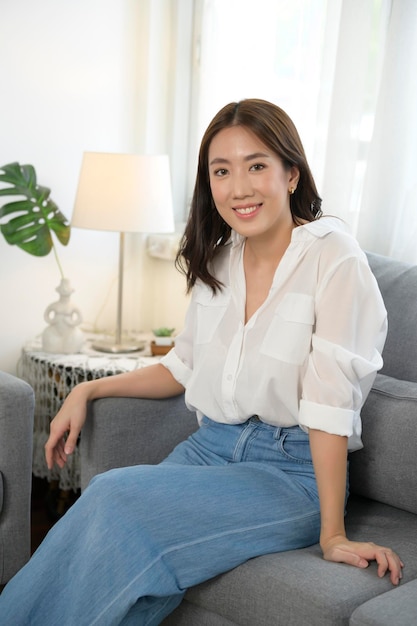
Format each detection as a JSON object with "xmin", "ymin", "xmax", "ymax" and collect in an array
[{"xmin": 231, "ymin": 173, "xmax": 253, "ymax": 198}]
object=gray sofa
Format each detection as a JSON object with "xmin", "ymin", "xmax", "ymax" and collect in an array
[
  {"xmin": 0, "ymin": 371, "xmax": 34, "ymax": 587},
  {"xmin": 80, "ymin": 252, "xmax": 417, "ymax": 626}
]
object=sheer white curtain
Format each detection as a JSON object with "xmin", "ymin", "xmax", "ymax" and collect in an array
[
  {"xmin": 192, "ymin": 0, "xmax": 334, "ymax": 182},
  {"xmin": 132, "ymin": 0, "xmax": 194, "ymax": 222},
  {"xmin": 356, "ymin": 0, "xmax": 417, "ymax": 263},
  {"xmin": 191, "ymin": 0, "xmax": 417, "ymax": 262},
  {"xmin": 319, "ymin": 0, "xmax": 391, "ymax": 228}
]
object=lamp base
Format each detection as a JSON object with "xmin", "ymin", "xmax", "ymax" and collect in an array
[{"xmin": 92, "ymin": 339, "xmax": 146, "ymax": 354}]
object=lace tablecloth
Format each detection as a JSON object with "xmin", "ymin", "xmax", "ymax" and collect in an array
[{"xmin": 18, "ymin": 339, "xmax": 160, "ymax": 492}]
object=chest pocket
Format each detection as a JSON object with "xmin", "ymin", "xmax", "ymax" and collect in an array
[
  {"xmin": 194, "ymin": 288, "xmax": 231, "ymax": 344},
  {"xmin": 260, "ymin": 292, "xmax": 315, "ymax": 365}
]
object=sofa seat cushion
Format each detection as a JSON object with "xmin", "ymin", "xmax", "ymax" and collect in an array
[
  {"xmin": 349, "ymin": 579, "xmax": 417, "ymax": 626},
  {"xmin": 349, "ymin": 373, "xmax": 417, "ymax": 514},
  {"xmin": 163, "ymin": 602, "xmax": 238, "ymax": 625},
  {"xmin": 0, "ymin": 471, "xmax": 3, "ymax": 515},
  {"xmin": 167, "ymin": 498, "xmax": 417, "ymax": 626}
]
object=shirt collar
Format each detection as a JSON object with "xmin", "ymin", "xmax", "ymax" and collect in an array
[
  {"xmin": 292, "ymin": 216, "xmax": 349, "ymax": 240},
  {"xmin": 231, "ymin": 229, "xmax": 244, "ymax": 248}
]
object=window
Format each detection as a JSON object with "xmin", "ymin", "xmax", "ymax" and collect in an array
[{"xmin": 188, "ymin": 0, "xmax": 393, "ymax": 241}]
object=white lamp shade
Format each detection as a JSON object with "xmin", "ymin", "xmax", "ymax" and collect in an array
[{"xmin": 72, "ymin": 152, "xmax": 175, "ymax": 233}]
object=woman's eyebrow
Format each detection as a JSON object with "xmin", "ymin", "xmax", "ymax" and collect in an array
[
  {"xmin": 244, "ymin": 152, "xmax": 270, "ymax": 161},
  {"xmin": 209, "ymin": 152, "xmax": 271, "ymax": 166}
]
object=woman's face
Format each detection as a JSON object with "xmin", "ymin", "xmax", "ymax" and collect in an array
[{"xmin": 208, "ymin": 125, "xmax": 299, "ymax": 243}]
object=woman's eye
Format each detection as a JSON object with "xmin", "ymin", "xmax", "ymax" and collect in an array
[
  {"xmin": 250, "ymin": 163, "xmax": 265, "ymax": 171},
  {"xmin": 214, "ymin": 168, "xmax": 228, "ymax": 177}
]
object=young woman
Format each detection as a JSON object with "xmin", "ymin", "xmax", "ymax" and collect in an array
[{"xmin": 0, "ymin": 99, "xmax": 403, "ymax": 625}]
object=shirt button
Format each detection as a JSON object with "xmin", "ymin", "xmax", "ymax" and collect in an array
[{"xmin": 227, "ymin": 374, "xmax": 233, "ymax": 381}]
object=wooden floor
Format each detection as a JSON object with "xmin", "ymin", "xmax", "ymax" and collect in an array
[{"xmin": 31, "ymin": 476, "xmax": 80, "ymax": 553}]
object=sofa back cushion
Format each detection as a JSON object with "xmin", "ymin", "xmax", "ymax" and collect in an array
[
  {"xmin": 349, "ymin": 253, "xmax": 417, "ymax": 514},
  {"xmin": 367, "ymin": 252, "xmax": 417, "ymax": 383},
  {"xmin": 349, "ymin": 374, "xmax": 417, "ymax": 514}
]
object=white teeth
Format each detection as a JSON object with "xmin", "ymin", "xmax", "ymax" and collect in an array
[{"xmin": 234, "ymin": 205, "xmax": 258, "ymax": 215}]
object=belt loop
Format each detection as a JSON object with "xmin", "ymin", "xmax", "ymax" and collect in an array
[{"xmin": 274, "ymin": 426, "xmax": 282, "ymax": 440}]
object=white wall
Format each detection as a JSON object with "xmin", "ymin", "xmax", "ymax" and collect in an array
[{"xmin": 0, "ymin": 0, "xmax": 189, "ymax": 374}]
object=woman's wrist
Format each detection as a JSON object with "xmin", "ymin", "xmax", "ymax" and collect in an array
[
  {"xmin": 71, "ymin": 379, "xmax": 100, "ymax": 402},
  {"xmin": 320, "ymin": 531, "xmax": 347, "ymax": 552}
]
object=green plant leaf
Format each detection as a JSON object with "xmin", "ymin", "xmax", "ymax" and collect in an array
[
  {"xmin": 152, "ymin": 327, "xmax": 175, "ymax": 336},
  {"xmin": 0, "ymin": 161, "xmax": 70, "ymax": 257}
]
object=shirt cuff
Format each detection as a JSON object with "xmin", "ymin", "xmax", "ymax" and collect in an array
[
  {"xmin": 299, "ymin": 399, "xmax": 355, "ymax": 437},
  {"xmin": 160, "ymin": 348, "xmax": 192, "ymax": 388}
]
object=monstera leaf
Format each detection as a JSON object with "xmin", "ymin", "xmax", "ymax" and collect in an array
[{"xmin": 0, "ymin": 161, "xmax": 70, "ymax": 257}]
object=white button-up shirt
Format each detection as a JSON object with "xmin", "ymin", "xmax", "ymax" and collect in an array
[{"xmin": 161, "ymin": 217, "xmax": 387, "ymax": 451}]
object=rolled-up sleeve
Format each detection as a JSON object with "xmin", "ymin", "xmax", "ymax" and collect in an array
[{"xmin": 299, "ymin": 253, "xmax": 387, "ymax": 448}]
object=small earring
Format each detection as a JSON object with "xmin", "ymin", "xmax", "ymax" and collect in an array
[{"xmin": 289, "ymin": 187, "xmax": 296, "ymax": 195}]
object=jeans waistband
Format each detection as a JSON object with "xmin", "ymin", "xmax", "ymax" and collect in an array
[{"xmin": 247, "ymin": 415, "xmax": 305, "ymax": 436}]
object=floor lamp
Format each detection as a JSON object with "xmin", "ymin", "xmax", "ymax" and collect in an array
[{"xmin": 71, "ymin": 152, "xmax": 175, "ymax": 353}]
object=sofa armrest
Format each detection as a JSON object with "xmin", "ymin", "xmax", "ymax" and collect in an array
[
  {"xmin": 0, "ymin": 371, "xmax": 34, "ymax": 584},
  {"xmin": 79, "ymin": 394, "xmax": 198, "ymax": 491}
]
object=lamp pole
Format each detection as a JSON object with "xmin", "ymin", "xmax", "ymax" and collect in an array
[{"xmin": 92, "ymin": 231, "xmax": 143, "ymax": 353}]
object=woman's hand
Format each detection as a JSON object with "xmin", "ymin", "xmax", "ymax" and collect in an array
[
  {"xmin": 45, "ymin": 383, "xmax": 90, "ymax": 470},
  {"xmin": 43, "ymin": 364, "xmax": 184, "ymax": 471},
  {"xmin": 321, "ymin": 534, "xmax": 404, "ymax": 586},
  {"xmin": 308, "ymin": 430, "xmax": 404, "ymax": 585}
]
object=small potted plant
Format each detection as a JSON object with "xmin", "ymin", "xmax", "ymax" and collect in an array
[{"xmin": 151, "ymin": 327, "xmax": 175, "ymax": 355}]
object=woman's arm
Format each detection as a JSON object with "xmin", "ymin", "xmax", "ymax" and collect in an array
[
  {"xmin": 45, "ymin": 363, "xmax": 185, "ymax": 470},
  {"xmin": 309, "ymin": 428, "xmax": 404, "ymax": 585}
]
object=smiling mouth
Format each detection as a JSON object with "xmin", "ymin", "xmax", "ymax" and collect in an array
[{"xmin": 233, "ymin": 204, "xmax": 261, "ymax": 215}]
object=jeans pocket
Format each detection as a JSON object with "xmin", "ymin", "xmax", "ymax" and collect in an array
[{"xmin": 278, "ymin": 431, "xmax": 313, "ymax": 464}]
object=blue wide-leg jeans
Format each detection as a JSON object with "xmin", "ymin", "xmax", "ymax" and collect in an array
[{"xmin": 0, "ymin": 417, "xmax": 327, "ymax": 625}]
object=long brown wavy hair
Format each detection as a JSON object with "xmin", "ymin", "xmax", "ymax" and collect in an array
[{"xmin": 176, "ymin": 99, "xmax": 322, "ymax": 293}]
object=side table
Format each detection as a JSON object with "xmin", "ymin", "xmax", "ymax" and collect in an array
[{"xmin": 18, "ymin": 339, "xmax": 160, "ymax": 493}]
